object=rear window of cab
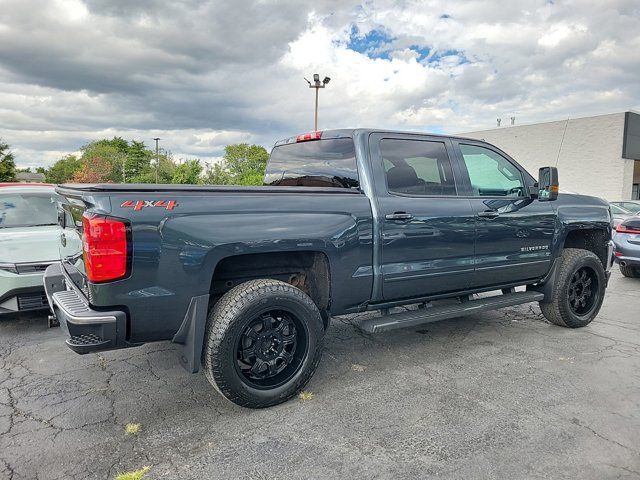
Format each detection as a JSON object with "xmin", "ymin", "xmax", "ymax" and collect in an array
[{"xmin": 264, "ymin": 138, "xmax": 359, "ymax": 189}]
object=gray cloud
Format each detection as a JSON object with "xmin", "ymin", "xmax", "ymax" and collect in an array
[{"xmin": 0, "ymin": 0, "xmax": 639, "ymax": 169}]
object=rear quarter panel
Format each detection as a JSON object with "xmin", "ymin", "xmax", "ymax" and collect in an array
[{"xmin": 86, "ymin": 191, "xmax": 373, "ymax": 342}]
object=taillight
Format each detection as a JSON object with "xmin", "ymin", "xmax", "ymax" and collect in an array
[
  {"xmin": 82, "ymin": 214, "xmax": 129, "ymax": 283},
  {"xmin": 616, "ymin": 224, "xmax": 640, "ymax": 234},
  {"xmin": 296, "ymin": 131, "xmax": 322, "ymax": 142}
]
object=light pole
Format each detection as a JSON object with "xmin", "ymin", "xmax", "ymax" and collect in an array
[
  {"xmin": 152, "ymin": 137, "xmax": 161, "ymax": 183},
  {"xmin": 304, "ymin": 74, "xmax": 330, "ymax": 131}
]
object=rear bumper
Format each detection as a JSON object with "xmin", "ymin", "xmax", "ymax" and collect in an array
[
  {"xmin": 44, "ymin": 263, "xmax": 126, "ymax": 354},
  {"xmin": 614, "ymin": 255, "xmax": 640, "ymax": 268},
  {"xmin": 612, "ymin": 236, "xmax": 640, "ymax": 268}
]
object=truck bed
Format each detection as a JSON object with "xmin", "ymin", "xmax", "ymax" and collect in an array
[{"xmin": 57, "ymin": 183, "xmax": 362, "ymax": 194}]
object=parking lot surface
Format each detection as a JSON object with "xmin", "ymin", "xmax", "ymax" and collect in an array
[{"xmin": 1, "ymin": 270, "xmax": 639, "ymax": 479}]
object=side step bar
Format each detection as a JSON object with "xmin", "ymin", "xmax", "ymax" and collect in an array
[{"xmin": 359, "ymin": 291, "xmax": 544, "ymax": 334}]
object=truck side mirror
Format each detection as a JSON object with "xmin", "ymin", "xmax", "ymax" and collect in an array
[{"xmin": 538, "ymin": 166, "xmax": 559, "ymax": 201}]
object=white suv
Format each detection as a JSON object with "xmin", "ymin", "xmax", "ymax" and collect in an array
[{"xmin": 0, "ymin": 184, "xmax": 61, "ymax": 316}]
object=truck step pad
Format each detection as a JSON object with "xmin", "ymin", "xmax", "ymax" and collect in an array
[{"xmin": 359, "ymin": 291, "xmax": 544, "ymax": 333}]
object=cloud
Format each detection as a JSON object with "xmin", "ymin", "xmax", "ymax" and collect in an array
[{"xmin": 0, "ymin": 0, "xmax": 638, "ymax": 169}]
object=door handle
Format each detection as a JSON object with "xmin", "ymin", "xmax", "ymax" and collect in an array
[
  {"xmin": 385, "ymin": 212, "xmax": 414, "ymax": 221},
  {"xmin": 477, "ymin": 210, "xmax": 500, "ymax": 218}
]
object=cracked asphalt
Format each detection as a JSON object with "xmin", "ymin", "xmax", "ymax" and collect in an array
[{"xmin": 1, "ymin": 270, "xmax": 639, "ymax": 479}]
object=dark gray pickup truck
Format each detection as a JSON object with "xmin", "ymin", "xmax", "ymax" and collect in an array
[{"xmin": 45, "ymin": 129, "xmax": 614, "ymax": 408}]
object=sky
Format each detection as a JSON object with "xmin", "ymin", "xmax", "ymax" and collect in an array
[{"xmin": 0, "ymin": 0, "xmax": 639, "ymax": 169}]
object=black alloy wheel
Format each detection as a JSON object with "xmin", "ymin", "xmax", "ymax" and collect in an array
[
  {"xmin": 235, "ymin": 310, "xmax": 308, "ymax": 389},
  {"xmin": 567, "ymin": 266, "xmax": 599, "ymax": 316}
]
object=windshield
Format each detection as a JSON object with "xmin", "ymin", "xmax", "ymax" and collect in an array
[
  {"xmin": 265, "ymin": 138, "xmax": 359, "ymax": 188},
  {"xmin": 611, "ymin": 204, "xmax": 633, "ymax": 215},
  {"xmin": 0, "ymin": 191, "xmax": 57, "ymax": 228}
]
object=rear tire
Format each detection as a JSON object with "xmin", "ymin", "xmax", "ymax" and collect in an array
[
  {"xmin": 619, "ymin": 264, "xmax": 640, "ymax": 278},
  {"xmin": 540, "ymin": 248, "xmax": 606, "ymax": 328},
  {"xmin": 202, "ymin": 279, "xmax": 324, "ymax": 408}
]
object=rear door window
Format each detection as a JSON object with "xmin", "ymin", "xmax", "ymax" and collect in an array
[
  {"xmin": 380, "ymin": 139, "xmax": 457, "ymax": 196},
  {"xmin": 265, "ymin": 138, "xmax": 359, "ymax": 188}
]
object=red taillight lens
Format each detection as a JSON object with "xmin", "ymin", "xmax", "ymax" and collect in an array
[
  {"xmin": 296, "ymin": 131, "xmax": 322, "ymax": 142},
  {"xmin": 616, "ymin": 224, "xmax": 640, "ymax": 234},
  {"xmin": 82, "ymin": 214, "xmax": 129, "ymax": 283}
]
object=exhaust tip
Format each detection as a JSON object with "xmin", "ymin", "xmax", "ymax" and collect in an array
[{"xmin": 620, "ymin": 260, "xmax": 627, "ymax": 267}]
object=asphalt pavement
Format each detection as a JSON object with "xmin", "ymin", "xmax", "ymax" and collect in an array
[{"xmin": 1, "ymin": 270, "xmax": 639, "ymax": 479}]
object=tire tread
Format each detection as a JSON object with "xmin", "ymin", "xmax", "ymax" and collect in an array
[
  {"xmin": 540, "ymin": 248, "xmax": 605, "ymax": 328},
  {"xmin": 202, "ymin": 279, "xmax": 324, "ymax": 408}
]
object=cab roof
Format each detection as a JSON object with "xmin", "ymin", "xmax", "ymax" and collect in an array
[{"xmin": 273, "ymin": 128, "xmax": 478, "ymax": 147}]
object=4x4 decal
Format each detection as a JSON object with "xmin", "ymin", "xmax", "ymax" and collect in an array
[{"xmin": 121, "ymin": 200, "xmax": 178, "ymax": 211}]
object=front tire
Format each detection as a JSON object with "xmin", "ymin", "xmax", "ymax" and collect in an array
[
  {"xmin": 202, "ymin": 279, "xmax": 325, "ymax": 408},
  {"xmin": 619, "ymin": 263, "xmax": 640, "ymax": 278},
  {"xmin": 540, "ymin": 248, "xmax": 606, "ymax": 328}
]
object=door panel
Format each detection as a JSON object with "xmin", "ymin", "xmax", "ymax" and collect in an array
[
  {"xmin": 379, "ymin": 196, "xmax": 476, "ymax": 299},
  {"xmin": 368, "ymin": 134, "xmax": 476, "ymax": 301},
  {"xmin": 469, "ymin": 198, "xmax": 555, "ymax": 286},
  {"xmin": 453, "ymin": 141, "xmax": 556, "ymax": 287}
]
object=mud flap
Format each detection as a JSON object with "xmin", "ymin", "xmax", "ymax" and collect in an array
[{"xmin": 172, "ymin": 294, "xmax": 210, "ymax": 373}]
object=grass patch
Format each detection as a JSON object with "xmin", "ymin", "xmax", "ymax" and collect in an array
[
  {"xmin": 125, "ymin": 423, "xmax": 141, "ymax": 435},
  {"xmin": 114, "ymin": 466, "xmax": 150, "ymax": 480},
  {"xmin": 298, "ymin": 391, "xmax": 314, "ymax": 402}
]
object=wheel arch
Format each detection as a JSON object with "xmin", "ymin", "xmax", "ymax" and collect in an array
[
  {"xmin": 208, "ymin": 250, "xmax": 332, "ymax": 328},
  {"xmin": 561, "ymin": 227, "xmax": 610, "ymax": 269}
]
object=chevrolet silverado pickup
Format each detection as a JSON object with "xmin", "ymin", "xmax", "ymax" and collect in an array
[{"xmin": 44, "ymin": 129, "xmax": 614, "ymax": 408}]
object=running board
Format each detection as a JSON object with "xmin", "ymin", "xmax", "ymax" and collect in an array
[{"xmin": 359, "ymin": 291, "xmax": 544, "ymax": 334}]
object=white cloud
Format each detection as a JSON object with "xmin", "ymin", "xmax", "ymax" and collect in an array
[{"xmin": 0, "ymin": 0, "xmax": 639, "ymax": 169}]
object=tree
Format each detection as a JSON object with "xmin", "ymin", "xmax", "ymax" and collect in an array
[
  {"xmin": 128, "ymin": 152, "xmax": 176, "ymax": 184},
  {"xmin": 172, "ymin": 160, "xmax": 203, "ymax": 184},
  {"xmin": 45, "ymin": 155, "xmax": 83, "ymax": 183},
  {"xmin": 125, "ymin": 140, "xmax": 151, "ymax": 180},
  {"xmin": 0, "ymin": 139, "xmax": 16, "ymax": 182},
  {"xmin": 72, "ymin": 154, "xmax": 113, "ymax": 183},
  {"xmin": 204, "ymin": 143, "xmax": 268, "ymax": 186},
  {"xmin": 204, "ymin": 161, "xmax": 231, "ymax": 185}
]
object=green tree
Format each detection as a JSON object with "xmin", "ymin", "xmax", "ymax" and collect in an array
[
  {"xmin": 16, "ymin": 167, "xmax": 32, "ymax": 173},
  {"xmin": 172, "ymin": 160, "xmax": 203, "ymax": 184},
  {"xmin": 204, "ymin": 161, "xmax": 231, "ymax": 185},
  {"xmin": 128, "ymin": 152, "xmax": 176, "ymax": 184},
  {"xmin": 204, "ymin": 143, "xmax": 268, "ymax": 186},
  {"xmin": 45, "ymin": 154, "xmax": 83, "ymax": 183},
  {"xmin": 0, "ymin": 139, "xmax": 16, "ymax": 182},
  {"xmin": 125, "ymin": 140, "xmax": 152, "ymax": 180}
]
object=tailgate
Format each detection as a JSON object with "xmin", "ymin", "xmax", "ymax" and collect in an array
[{"xmin": 55, "ymin": 189, "xmax": 90, "ymax": 292}]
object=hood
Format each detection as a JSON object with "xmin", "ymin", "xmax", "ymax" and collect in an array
[
  {"xmin": 0, "ymin": 225, "xmax": 62, "ymax": 264},
  {"xmin": 556, "ymin": 192, "xmax": 610, "ymax": 207}
]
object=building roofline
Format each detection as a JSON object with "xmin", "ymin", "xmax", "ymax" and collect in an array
[{"xmin": 461, "ymin": 110, "xmax": 639, "ymax": 135}]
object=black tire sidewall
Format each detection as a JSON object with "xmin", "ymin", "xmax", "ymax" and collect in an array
[
  {"xmin": 208, "ymin": 284, "xmax": 324, "ymax": 407},
  {"xmin": 557, "ymin": 253, "xmax": 606, "ymax": 327}
]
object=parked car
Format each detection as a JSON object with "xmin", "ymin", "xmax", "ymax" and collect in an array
[
  {"xmin": 610, "ymin": 203, "xmax": 636, "ymax": 227},
  {"xmin": 45, "ymin": 129, "xmax": 614, "ymax": 408},
  {"xmin": 0, "ymin": 184, "xmax": 61, "ymax": 316},
  {"xmin": 613, "ymin": 217, "xmax": 640, "ymax": 277},
  {"xmin": 611, "ymin": 201, "xmax": 640, "ymax": 215}
]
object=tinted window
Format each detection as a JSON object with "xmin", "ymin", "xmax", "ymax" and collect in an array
[
  {"xmin": 265, "ymin": 138, "xmax": 359, "ymax": 188},
  {"xmin": 380, "ymin": 139, "xmax": 456, "ymax": 195},
  {"xmin": 0, "ymin": 192, "xmax": 57, "ymax": 228},
  {"xmin": 460, "ymin": 144, "xmax": 525, "ymax": 197}
]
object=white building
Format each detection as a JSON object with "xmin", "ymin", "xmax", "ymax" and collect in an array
[{"xmin": 464, "ymin": 111, "xmax": 640, "ymax": 201}]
